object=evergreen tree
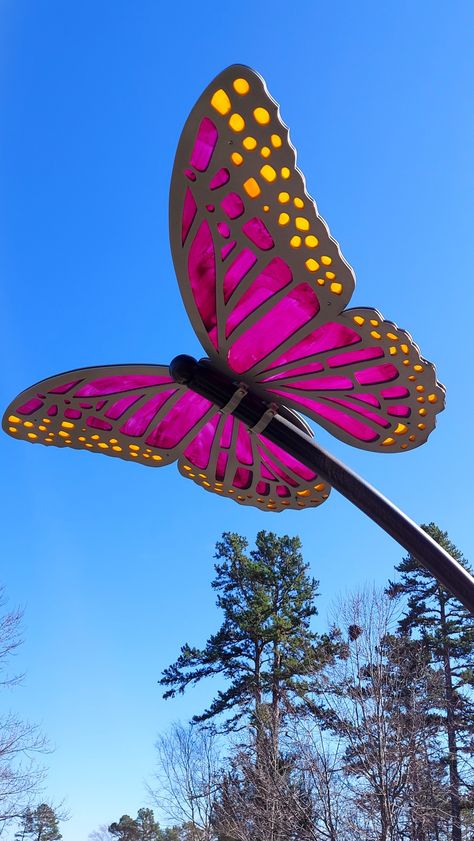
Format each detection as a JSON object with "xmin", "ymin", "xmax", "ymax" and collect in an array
[
  {"xmin": 160, "ymin": 531, "xmax": 339, "ymax": 759},
  {"xmin": 15, "ymin": 804, "xmax": 62, "ymax": 841},
  {"xmin": 387, "ymin": 523, "xmax": 474, "ymax": 841},
  {"xmin": 108, "ymin": 810, "xmax": 174, "ymax": 841}
]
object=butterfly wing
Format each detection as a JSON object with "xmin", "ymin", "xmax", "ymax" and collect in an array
[
  {"xmin": 2, "ymin": 366, "xmax": 218, "ymax": 466},
  {"xmin": 170, "ymin": 64, "xmax": 354, "ymax": 370}
]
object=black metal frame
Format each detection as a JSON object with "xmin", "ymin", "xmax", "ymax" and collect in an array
[{"xmin": 170, "ymin": 354, "xmax": 474, "ymax": 615}]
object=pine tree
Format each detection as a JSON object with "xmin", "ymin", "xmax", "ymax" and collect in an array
[
  {"xmin": 160, "ymin": 531, "xmax": 339, "ymax": 759},
  {"xmin": 16, "ymin": 804, "xmax": 62, "ymax": 841},
  {"xmin": 387, "ymin": 523, "xmax": 474, "ymax": 841}
]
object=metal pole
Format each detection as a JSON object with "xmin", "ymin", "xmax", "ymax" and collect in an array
[{"xmin": 170, "ymin": 355, "xmax": 474, "ymax": 615}]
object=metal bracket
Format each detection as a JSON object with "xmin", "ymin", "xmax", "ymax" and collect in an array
[
  {"xmin": 219, "ymin": 383, "xmax": 248, "ymax": 416},
  {"xmin": 249, "ymin": 402, "xmax": 279, "ymax": 435}
]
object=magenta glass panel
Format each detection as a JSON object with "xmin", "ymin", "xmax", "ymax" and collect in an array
[
  {"xmin": 228, "ymin": 283, "xmax": 320, "ymax": 374},
  {"xmin": 276, "ymin": 485, "xmax": 291, "ymax": 498},
  {"xmin": 47, "ymin": 405, "xmax": 58, "ymax": 416},
  {"xmin": 217, "ymin": 221, "xmax": 230, "ymax": 238},
  {"xmin": 120, "ymin": 391, "xmax": 177, "ymax": 437},
  {"xmin": 220, "ymin": 415, "xmax": 234, "ymax": 449},
  {"xmin": 189, "ymin": 117, "xmax": 218, "ymax": 172},
  {"xmin": 64, "ymin": 408, "xmax": 82, "ymax": 419},
  {"xmin": 79, "ymin": 402, "xmax": 92, "ymax": 408},
  {"xmin": 355, "ymin": 364, "xmax": 399, "ymax": 386},
  {"xmin": 260, "ymin": 437, "xmax": 316, "ymax": 480},
  {"xmin": 256, "ymin": 481, "xmax": 270, "ymax": 496},
  {"xmin": 327, "ymin": 346, "xmax": 384, "ymax": 368},
  {"xmin": 146, "ymin": 392, "xmax": 212, "ymax": 449},
  {"xmin": 188, "ymin": 220, "xmax": 217, "ymax": 337},
  {"xmin": 49, "ymin": 381, "xmax": 81, "ymax": 394},
  {"xmin": 236, "ymin": 423, "xmax": 253, "ymax": 465},
  {"xmin": 96, "ymin": 400, "xmax": 107, "ymax": 410},
  {"xmin": 225, "ymin": 257, "xmax": 292, "ymax": 338},
  {"xmin": 223, "ymin": 249, "xmax": 257, "ymax": 301},
  {"xmin": 221, "ymin": 241, "xmax": 236, "ymax": 261},
  {"xmin": 87, "ymin": 417, "xmax": 113, "ymax": 431},
  {"xmin": 216, "ymin": 451, "xmax": 228, "ymax": 481},
  {"xmin": 221, "ymin": 192, "xmax": 245, "ymax": 219},
  {"xmin": 261, "ymin": 462, "xmax": 277, "ymax": 480},
  {"xmin": 75, "ymin": 375, "xmax": 171, "ymax": 397},
  {"xmin": 261, "ymin": 361, "xmax": 324, "ymax": 382},
  {"xmin": 184, "ymin": 415, "xmax": 220, "ymax": 469},
  {"xmin": 233, "ymin": 467, "xmax": 253, "ymax": 489},
  {"xmin": 263, "ymin": 322, "xmax": 361, "ymax": 372},
  {"xmin": 284, "ymin": 375, "xmax": 353, "ymax": 391},
  {"xmin": 242, "ymin": 217, "xmax": 274, "ymax": 250},
  {"xmin": 387, "ymin": 405, "xmax": 411, "ymax": 417},
  {"xmin": 258, "ymin": 452, "xmax": 298, "ymax": 487},
  {"xmin": 351, "ymin": 393, "xmax": 380, "ymax": 408},
  {"xmin": 184, "ymin": 168, "xmax": 196, "ymax": 181},
  {"xmin": 269, "ymin": 391, "xmax": 379, "ymax": 442},
  {"xmin": 105, "ymin": 394, "xmax": 142, "ymax": 420},
  {"xmin": 17, "ymin": 397, "xmax": 44, "ymax": 414},
  {"xmin": 325, "ymin": 397, "xmax": 390, "ymax": 427},
  {"xmin": 182, "ymin": 188, "xmax": 197, "ymax": 245},
  {"xmin": 210, "ymin": 167, "xmax": 230, "ymax": 190},
  {"xmin": 380, "ymin": 385, "xmax": 410, "ymax": 399}
]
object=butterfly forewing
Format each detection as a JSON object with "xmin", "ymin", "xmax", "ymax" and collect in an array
[{"xmin": 170, "ymin": 64, "xmax": 355, "ymax": 374}]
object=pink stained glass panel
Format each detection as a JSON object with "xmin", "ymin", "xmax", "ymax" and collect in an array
[
  {"xmin": 259, "ymin": 437, "xmax": 317, "ymax": 481},
  {"xmin": 221, "ymin": 241, "xmax": 236, "ymax": 261},
  {"xmin": 49, "ymin": 381, "xmax": 82, "ymax": 394},
  {"xmin": 270, "ymin": 391, "xmax": 380, "ymax": 442},
  {"xmin": 210, "ymin": 167, "xmax": 230, "ymax": 190},
  {"xmin": 324, "ymin": 397, "xmax": 390, "ymax": 428},
  {"xmin": 182, "ymin": 188, "xmax": 197, "ymax": 244},
  {"xmin": 380, "ymin": 385, "xmax": 410, "ymax": 399},
  {"xmin": 228, "ymin": 284, "xmax": 320, "ymax": 375},
  {"xmin": 261, "ymin": 361, "xmax": 325, "ymax": 382},
  {"xmin": 327, "ymin": 346, "xmax": 384, "ymax": 368},
  {"xmin": 236, "ymin": 423, "xmax": 253, "ymax": 465},
  {"xmin": 146, "ymin": 392, "xmax": 213, "ymax": 449},
  {"xmin": 387, "ymin": 405, "xmax": 411, "ymax": 417},
  {"xmin": 242, "ymin": 217, "xmax": 274, "ymax": 250},
  {"xmin": 256, "ymin": 481, "xmax": 270, "ymax": 496},
  {"xmin": 120, "ymin": 391, "xmax": 177, "ymax": 437},
  {"xmin": 188, "ymin": 220, "xmax": 217, "ymax": 336},
  {"xmin": 355, "ymin": 364, "xmax": 399, "ymax": 386},
  {"xmin": 216, "ymin": 451, "xmax": 228, "ymax": 481},
  {"xmin": 225, "ymin": 257, "xmax": 293, "ymax": 338},
  {"xmin": 75, "ymin": 375, "xmax": 172, "ymax": 397},
  {"xmin": 189, "ymin": 117, "xmax": 218, "ymax": 172},
  {"xmin": 233, "ymin": 467, "xmax": 253, "ymax": 489},
  {"xmin": 282, "ymin": 375, "xmax": 354, "ymax": 391},
  {"xmin": 223, "ymin": 249, "xmax": 257, "ymax": 301},
  {"xmin": 64, "ymin": 408, "xmax": 82, "ymax": 419},
  {"xmin": 184, "ymin": 415, "xmax": 220, "ymax": 469},
  {"xmin": 16, "ymin": 397, "xmax": 44, "ymax": 414},
  {"xmin": 105, "ymin": 394, "xmax": 142, "ymax": 420},
  {"xmin": 221, "ymin": 193, "xmax": 245, "ymax": 219},
  {"xmin": 264, "ymin": 322, "xmax": 360, "ymax": 371},
  {"xmin": 220, "ymin": 415, "xmax": 234, "ymax": 448},
  {"xmin": 87, "ymin": 417, "xmax": 113, "ymax": 431}
]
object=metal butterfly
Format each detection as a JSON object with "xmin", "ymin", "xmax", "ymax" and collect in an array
[{"xmin": 2, "ymin": 65, "xmax": 445, "ymax": 513}]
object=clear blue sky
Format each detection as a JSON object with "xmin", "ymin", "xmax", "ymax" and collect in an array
[{"xmin": 1, "ymin": 1, "xmax": 473, "ymax": 838}]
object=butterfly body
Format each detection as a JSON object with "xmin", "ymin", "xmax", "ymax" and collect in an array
[{"xmin": 3, "ymin": 65, "xmax": 445, "ymax": 513}]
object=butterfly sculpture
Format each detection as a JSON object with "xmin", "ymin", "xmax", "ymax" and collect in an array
[{"xmin": 3, "ymin": 65, "xmax": 445, "ymax": 513}]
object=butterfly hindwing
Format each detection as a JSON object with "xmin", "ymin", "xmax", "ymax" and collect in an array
[{"xmin": 170, "ymin": 64, "xmax": 355, "ymax": 374}]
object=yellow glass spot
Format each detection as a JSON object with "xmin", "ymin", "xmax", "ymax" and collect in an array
[
  {"xmin": 281, "ymin": 167, "xmax": 291, "ymax": 179},
  {"xmin": 317, "ymin": 278, "xmax": 325, "ymax": 286},
  {"xmin": 215, "ymin": 487, "xmax": 223, "ymax": 493},
  {"xmin": 401, "ymin": 443, "xmax": 408, "ymax": 450},
  {"xmin": 281, "ymin": 501, "xmax": 289, "ymax": 506},
  {"xmin": 297, "ymin": 489, "xmax": 311, "ymax": 497},
  {"xmin": 314, "ymin": 483, "xmax": 325, "ymax": 491},
  {"xmin": 130, "ymin": 452, "xmax": 138, "ymax": 457},
  {"xmin": 418, "ymin": 408, "xmax": 427, "ymax": 416},
  {"xmin": 260, "ymin": 164, "xmax": 277, "ymax": 182},
  {"xmin": 188, "ymin": 473, "xmax": 195, "ymax": 478},
  {"xmin": 237, "ymin": 495, "xmax": 245, "ymax": 501},
  {"xmin": 243, "ymin": 136, "xmax": 257, "ymax": 150},
  {"xmin": 257, "ymin": 498, "xmax": 264, "ymax": 504},
  {"xmin": 278, "ymin": 212, "xmax": 290, "ymax": 226},
  {"xmin": 325, "ymin": 271, "xmax": 336, "ymax": 280},
  {"xmin": 403, "ymin": 360, "xmax": 411, "ymax": 366},
  {"xmin": 418, "ymin": 423, "xmax": 426, "ymax": 430},
  {"xmin": 260, "ymin": 146, "xmax": 271, "ymax": 158},
  {"xmin": 370, "ymin": 319, "xmax": 379, "ymax": 326},
  {"xmin": 215, "ymin": 482, "xmax": 223, "ymax": 487},
  {"xmin": 330, "ymin": 282, "xmax": 343, "ymax": 295},
  {"xmin": 253, "ymin": 106, "xmax": 270, "ymax": 125},
  {"xmin": 428, "ymin": 393, "xmax": 438, "ymax": 403},
  {"xmin": 321, "ymin": 255, "xmax": 332, "ymax": 266},
  {"xmin": 416, "ymin": 385, "xmax": 425, "ymax": 392},
  {"xmin": 387, "ymin": 332, "xmax": 398, "ymax": 341},
  {"xmin": 78, "ymin": 436, "xmax": 86, "ymax": 441},
  {"xmin": 322, "ymin": 493, "xmax": 329, "ymax": 499},
  {"xmin": 183, "ymin": 465, "xmax": 191, "ymax": 471},
  {"xmin": 408, "ymin": 374, "xmax": 416, "ymax": 381},
  {"xmin": 409, "ymin": 434, "xmax": 416, "ymax": 441},
  {"xmin": 371, "ymin": 330, "xmax": 382, "ymax": 339},
  {"xmin": 58, "ymin": 431, "xmax": 69, "ymax": 438},
  {"xmin": 278, "ymin": 191, "xmax": 290, "ymax": 203},
  {"xmin": 38, "ymin": 425, "xmax": 46, "ymax": 431},
  {"xmin": 61, "ymin": 421, "xmax": 75, "ymax": 429},
  {"xmin": 198, "ymin": 473, "xmax": 206, "ymax": 478},
  {"xmin": 98, "ymin": 442, "xmax": 109, "ymax": 449},
  {"xmin": 85, "ymin": 443, "xmax": 93, "ymax": 448},
  {"xmin": 142, "ymin": 453, "xmax": 150, "ymax": 459},
  {"xmin": 27, "ymin": 433, "xmax": 38, "ymax": 439},
  {"xmin": 271, "ymin": 133, "xmax": 282, "ymax": 147},
  {"xmin": 152, "ymin": 455, "xmax": 162, "ymax": 461},
  {"xmin": 231, "ymin": 152, "xmax": 243, "ymax": 166},
  {"xmin": 295, "ymin": 217, "xmax": 310, "ymax": 231},
  {"xmin": 353, "ymin": 315, "xmax": 365, "ymax": 325},
  {"xmin": 394, "ymin": 423, "xmax": 408, "ymax": 435},
  {"xmin": 243, "ymin": 177, "xmax": 261, "ymax": 197},
  {"xmin": 228, "ymin": 489, "xmax": 234, "ymax": 493},
  {"xmin": 233, "ymin": 77, "xmax": 250, "ymax": 95},
  {"xmin": 382, "ymin": 437, "xmax": 395, "ymax": 446},
  {"xmin": 417, "ymin": 397, "xmax": 425, "ymax": 403},
  {"xmin": 413, "ymin": 364, "xmax": 424, "ymax": 372},
  {"xmin": 294, "ymin": 197, "xmax": 304, "ymax": 209},
  {"xmin": 389, "ymin": 346, "xmax": 397, "ymax": 355},
  {"xmin": 211, "ymin": 89, "xmax": 231, "ymax": 115},
  {"xmin": 42, "ymin": 418, "xmax": 51, "ymax": 424},
  {"xmin": 263, "ymin": 205, "xmax": 269, "ymax": 212},
  {"xmin": 91, "ymin": 434, "xmax": 100, "ymax": 440},
  {"xmin": 305, "ymin": 258, "xmax": 320, "ymax": 272},
  {"xmin": 203, "ymin": 481, "xmax": 211, "ymax": 487},
  {"xmin": 45, "ymin": 438, "xmax": 53, "ymax": 443},
  {"xmin": 229, "ymin": 113, "xmax": 245, "ymax": 132},
  {"xmin": 8, "ymin": 415, "xmax": 21, "ymax": 424},
  {"xmin": 8, "ymin": 426, "xmax": 17, "ymax": 433},
  {"xmin": 24, "ymin": 421, "xmax": 34, "ymax": 428},
  {"xmin": 290, "ymin": 235, "xmax": 302, "ymax": 248},
  {"xmin": 401, "ymin": 343, "xmax": 409, "ymax": 353},
  {"xmin": 305, "ymin": 235, "xmax": 318, "ymax": 248},
  {"xmin": 129, "ymin": 444, "xmax": 140, "ymax": 451}
]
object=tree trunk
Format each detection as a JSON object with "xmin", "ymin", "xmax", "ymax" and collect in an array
[{"xmin": 439, "ymin": 594, "xmax": 462, "ymax": 841}]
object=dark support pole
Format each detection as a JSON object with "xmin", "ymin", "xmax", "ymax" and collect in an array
[{"xmin": 170, "ymin": 355, "xmax": 474, "ymax": 615}]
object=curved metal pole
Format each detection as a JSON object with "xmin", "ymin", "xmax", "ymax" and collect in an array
[{"xmin": 170, "ymin": 355, "xmax": 474, "ymax": 615}]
